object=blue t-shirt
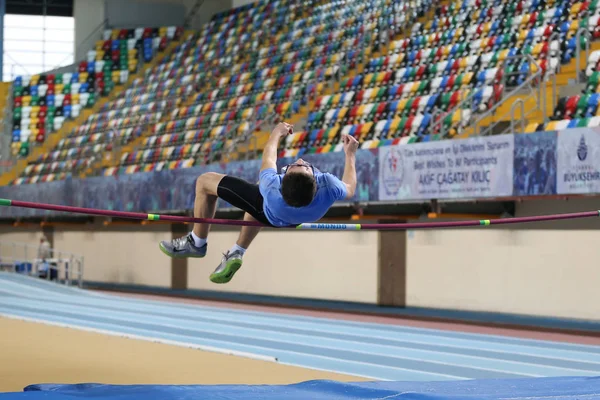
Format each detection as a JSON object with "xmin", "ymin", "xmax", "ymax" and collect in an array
[{"xmin": 259, "ymin": 168, "xmax": 348, "ymax": 227}]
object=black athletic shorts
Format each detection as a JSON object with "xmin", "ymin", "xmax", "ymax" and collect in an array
[{"xmin": 217, "ymin": 175, "xmax": 274, "ymax": 226}]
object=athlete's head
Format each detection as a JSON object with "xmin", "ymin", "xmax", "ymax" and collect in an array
[{"xmin": 281, "ymin": 159, "xmax": 317, "ymax": 208}]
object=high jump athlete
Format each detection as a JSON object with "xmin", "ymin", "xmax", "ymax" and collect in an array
[{"xmin": 159, "ymin": 122, "xmax": 359, "ymax": 283}]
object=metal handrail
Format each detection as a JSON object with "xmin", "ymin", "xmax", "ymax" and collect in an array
[
  {"xmin": 215, "ymin": 105, "xmax": 279, "ymax": 163},
  {"xmin": 547, "ymin": 31, "xmax": 561, "ymax": 111},
  {"xmin": 475, "ymin": 58, "xmax": 544, "ymax": 136},
  {"xmin": 107, "ymin": 96, "xmax": 191, "ymax": 168},
  {"xmin": 246, "ymin": 111, "xmax": 280, "ymax": 160},
  {"xmin": 575, "ymin": 27, "xmax": 591, "ymax": 84},
  {"xmin": 510, "ymin": 98, "xmax": 526, "ymax": 135},
  {"xmin": 0, "ymin": 239, "xmax": 84, "ymax": 287},
  {"xmin": 183, "ymin": 0, "xmax": 206, "ymax": 29},
  {"xmin": 203, "ymin": 56, "xmax": 346, "ymax": 163},
  {"xmin": 429, "ymin": 54, "xmax": 542, "ymax": 137}
]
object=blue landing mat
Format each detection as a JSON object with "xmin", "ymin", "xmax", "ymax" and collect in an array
[{"xmin": 2, "ymin": 376, "xmax": 600, "ymax": 400}]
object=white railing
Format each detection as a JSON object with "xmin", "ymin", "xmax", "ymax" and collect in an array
[{"xmin": 0, "ymin": 240, "xmax": 84, "ymax": 287}]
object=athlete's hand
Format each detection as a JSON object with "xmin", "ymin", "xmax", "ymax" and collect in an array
[
  {"xmin": 342, "ymin": 133, "xmax": 359, "ymax": 155},
  {"xmin": 271, "ymin": 122, "xmax": 293, "ymax": 139}
]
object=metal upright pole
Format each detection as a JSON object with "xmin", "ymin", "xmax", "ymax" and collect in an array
[{"xmin": 0, "ymin": 0, "xmax": 5, "ymax": 80}]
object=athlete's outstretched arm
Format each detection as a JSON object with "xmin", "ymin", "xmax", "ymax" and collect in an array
[
  {"xmin": 341, "ymin": 134, "xmax": 359, "ymax": 199},
  {"xmin": 261, "ymin": 122, "xmax": 293, "ymax": 172}
]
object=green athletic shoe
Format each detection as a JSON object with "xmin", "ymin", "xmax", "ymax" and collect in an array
[{"xmin": 210, "ymin": 250, "xmax": 243, "ymax": 284}]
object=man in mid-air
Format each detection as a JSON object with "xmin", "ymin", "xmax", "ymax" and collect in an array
[{"xmin": 159, "ymin": 122, "xmax": 359, "ymax": 283}]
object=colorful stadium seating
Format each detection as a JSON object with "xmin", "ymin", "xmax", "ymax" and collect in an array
[
  {"xmin": 10, "ymin": 26, "xmax": 185, "ymax": 184},
  {"xmin": 8, "ymin": 0, "xmax": 599, "ymax": 185},
  {"xmin": 278, "ymin": 0, "xmax": 598, "ymax": 155},
  {"xmin": 99, "ymin": 0, "xmax": 429, "ymax": 176},
  {"xmin": 10, "ymin": 26, "xmax": 183, "ymax": 166}
]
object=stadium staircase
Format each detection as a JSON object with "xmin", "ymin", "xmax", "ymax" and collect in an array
[
  {"xmin": 453, "ymin": 37, "xmax": 600, "ymax": 138},
  {"xmin": 91, "ymin": 3, "xmax": 317, "ymax": 173},
  {"xmin": 91, "ymin": 59, "xmax": 219, "ymax": 174},
  {"xmin": 232, "ymin": 0, "xmax": 446, "ymax": 160},
  {"xmin": 8, "ymin": 0, "xmax": 598, "ymax": 183},
  {"xmin": 94, "ymin": 0, "xmax": 416, "ymax": 173}
]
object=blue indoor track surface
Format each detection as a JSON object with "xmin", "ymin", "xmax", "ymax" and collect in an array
[{"xmin": 1, "ymin": 272, "xmax": 600, "ymax": 399}]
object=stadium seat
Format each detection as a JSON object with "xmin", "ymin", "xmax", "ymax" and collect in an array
[
  {"xmin": 9, "ymin": 25, "xmax": 182, "ymax": 179},
  {"xmin": 11, "ymin": 0, "xmax": 596, "ymax": 184}
]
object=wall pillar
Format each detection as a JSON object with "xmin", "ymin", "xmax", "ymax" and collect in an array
[
  {"xmin": 170, "ymin": 224, "xmax": 188, "ymax": 290},
  {"xmin": 0, "ymin": 0, "xmax": 5, "ymax": 79},
  {"xmin": 377, "ymin": 221, "xmax": 407, "ymax": 306}
]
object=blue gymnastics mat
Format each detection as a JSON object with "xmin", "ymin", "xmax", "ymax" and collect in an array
[{"xmin": 2, "ymin": 376, "xmax": 600, "ymax": 400}]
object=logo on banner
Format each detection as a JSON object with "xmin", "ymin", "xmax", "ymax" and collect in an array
[
  {"xmin": 577, "ymin": 135, "xmax": 588, "ymax": 161},
  {"xmin": 558, "ymin": 130, "xmax": 600, "ymax": 192},
  {"xmin": 382, "ymin": 147, "xmax": 404, "ymax": 196}
]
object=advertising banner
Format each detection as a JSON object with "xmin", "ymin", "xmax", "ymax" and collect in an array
[
  {"xmin": 513, "ymin": 131, "xmax": 557, "ymax": 196},
  {"xmin": 556, "ymin": 128, "xmax": 600, "ymax": 194},
  {"xmin": 379, "ymin": 135, "xmax": 515, "ymax": 201},
  {"xmin": 2, "ymin": 129, "xmax": 589, "ymax": 220},
  {"xmin": 0, "ymin": 149, "xmax": 379, "ymax": 219}
]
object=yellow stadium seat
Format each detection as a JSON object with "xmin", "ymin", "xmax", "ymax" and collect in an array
[
  {"xmin": 337, "ymin": 107, "xmax": 348, "ymax": 120},
  {"xmin": 360, "ymin": 122, "xmax": 373, "ymax": 139},
  {"xmin": 524, "ymin": 123, "xmax": 539, "ymax": 133},
  {"xmin": 442, "ymin": 45, "xmax": 451, "ymax": 57},
  {"xmin": 569, "ymin": 20, "xmax": 580, "ymax": 34},
  {"xmin": 545, "ymin": 121, "xmax": 559, "ymax": 131},
  {"xmin": 398, "ymin": 99, "xmax": 408, "ymax": 113}
]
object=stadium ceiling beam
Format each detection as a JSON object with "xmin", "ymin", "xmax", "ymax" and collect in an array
[{"xmin": 6, "ymin": 0, "xmax": 73, "ymax": 17}]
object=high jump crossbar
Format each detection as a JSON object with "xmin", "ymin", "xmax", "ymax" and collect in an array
[{"xmin": 0, "ymin": 198, "xmax": 599, "ymax": 230}]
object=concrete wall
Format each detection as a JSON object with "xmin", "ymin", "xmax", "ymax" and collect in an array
[
  {"xmin": 406, "ymin": 197, "xmax": 600, "ymax": 321},
  {"xmin": 73, "ymin": 0, "xmax": 250, "ymax": 61},
  {"xmin": 406, "ymin": 228, "xmax": 599, "ymax": 320},
  {"xmin": 182, "ymin": 0, "xmax": 236, "ymax": 29},
  {"xmin": 104, "ymin": 0, "xmax": 186, "ymax": 30},
  {"xmin": 1, "ymin": 198, "xmax": 598, "ymax": 321},
  {"xmin": 74, "ymin": 0, "xmax": 106, "ymax": 62},
  {"xmin": 0, "ymin": 227, "xmax": 43, "ymax": 262},
  {"xmin": 0, "ymin": 225, "xmax": 378, "ymax": 302},
  {"xmin": 232, "ymin": 0, "xmax": 257, "ymax": 8},
  {"xmin": 186, "ymin": 230, "xmax": 379, "ymax": 303},
  {"xmin": 53, "ymin": 227, "xmax": 172, "ymax": 287}
]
